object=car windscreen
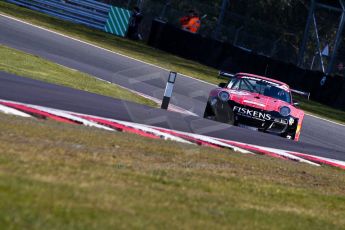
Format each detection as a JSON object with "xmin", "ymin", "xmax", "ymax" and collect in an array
[{"xmin": 228, "ymin": 77, "xmax": 291, "ymax": 103}]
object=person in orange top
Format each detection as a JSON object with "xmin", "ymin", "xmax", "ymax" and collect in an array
[{"xmin": 179, "ymin": 10, "xmax": 201, "ymax": 33}]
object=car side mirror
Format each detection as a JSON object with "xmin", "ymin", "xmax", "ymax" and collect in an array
[
  {"xmin": 293, "ymin": 101, "xmax": 300, "ymax": 107},
  {"xmin": 218, "ymin": 82, "xmax": 227, "ymax": 88}
]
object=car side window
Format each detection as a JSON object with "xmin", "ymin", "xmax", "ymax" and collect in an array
[
  {"xmin": 264, "ymin": 85, "xmax": 291, "ymax": 103},
  {"xmin": 239, "ymin": 79, "xmax": 256, "ymax": 92},
  {"xmin": 229, "ymin": 79, "xmax": 240, "ymax": 89}
]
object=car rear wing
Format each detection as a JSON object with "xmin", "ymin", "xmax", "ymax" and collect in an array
[
  {"xmin": 218, "ymin": 71, "xmax": 235, "ymax": 79},
  {"xmin": 290, "ymin": 89, "xmax": 311, "ymax": 100},
  {"xmin": 218, "ymin": 71, "xmax": 311, "ymax": 100}
]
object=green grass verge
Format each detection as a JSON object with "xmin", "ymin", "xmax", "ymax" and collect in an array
[
  {"xmin": 1, "ymin": 1, "xmax": 345, "ymax": 123},
  {"xmin": 0, "ymin": 45, "xmax": 156, "ymax": 107},
  {"xmin": 0, "ymin": 113, "xmax": 345, "ymax": 229},
  {"xmin": 295, "ymin": 95, "xmax": 345, "ymax": 124}
]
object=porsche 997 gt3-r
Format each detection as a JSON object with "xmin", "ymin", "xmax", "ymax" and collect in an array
[{"xmin": 204, "ymin": 73, "xmax": 304, "ymax": 141}]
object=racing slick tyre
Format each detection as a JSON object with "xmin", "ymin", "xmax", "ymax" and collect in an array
[
  {"xmin": 283, "ymin": 132, "xmax": 296, "ymax": 141},
  {"xmin": 215, "ymin": 106, "xmax": 235, "ymax": 125},
  {"xmin": 203, "ymin": 102, "xmax": 215, "ymax": 120},
  {"xmin": 223, "ymin": 109, "xmax": 235, "ymax": 126},
  {"xmin": 204, "ymin": 102, "xmax": 235, "ymax": 125}
]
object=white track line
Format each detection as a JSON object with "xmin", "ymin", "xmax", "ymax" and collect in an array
[
  {"xmin": 0, "ymin": 103, "xmax": 32, "ymax": 117},
  {"xmin": 313, "ymin": 156, "xmax": 345, "ymax": 166},
  {"xmin": 1, "ymin": 13, "xmax": 344, "ymax": 126},
  {"xmin": 291, "ymin": 152, "xmax": 345, "ymax": 168},
  {"xmin": 213, "ymin": 137, "xmax": 321, "ymax": 166},
  {"xmin": 249, "ymin": 145, "xmax": 320, "ymax": 166},
  {"xmin": 0, "ymin": 99, "xmax": 194, "ymax": 144},
  {"xmin": 29, "ymin": 105, "xmax": 115, "ymax": 131},
  {"xmin": 71, "ymin": 113, "xmax": 252, "ymax": 153},
  {"xmin": 106, "ymin": 119, "xmax": 194, "ymax": 144},
  {"xmin": 0, "ymin": 13, "xmax": 214, "ymax": 88},
  {"xmin": 151, "ymin": 127, "xmax": 253, "ymax": 154},
  {"xmin": 4, "ymin": 98, "xmax": 345, "ymax": 169},
  {"xmin": 305, "ymin": 113, "xmax": 345, "ymax": 127},
  {"xmin": 94, "ymin": 77, "xmax": 197, "ymax": 116},
  {"xmin": 0, "ymin": 99, "xmax": 248, "ymax": 152}
]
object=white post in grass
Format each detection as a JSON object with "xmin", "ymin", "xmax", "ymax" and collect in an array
[{"xmin": 161, "ymin": 71, "xmax": 177, "ymax": 110}]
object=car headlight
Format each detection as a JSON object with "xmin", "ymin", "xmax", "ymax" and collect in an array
[
  {"xmin": 279, "ymin": 106, "xmax": 291, "ymax": 117},
  {"xmin": 218, "ymin": 91, "xmax": 230, "ymax": 102}
]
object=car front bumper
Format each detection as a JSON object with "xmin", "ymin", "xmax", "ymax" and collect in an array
[{"xmin": 209, "ymin": 98, "xmax": 298, "ymax": 136}]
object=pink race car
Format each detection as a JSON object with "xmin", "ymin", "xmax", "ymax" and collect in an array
[{"xmin": 204, "ymin": 73, "xmax": 305, "ymax": 141}]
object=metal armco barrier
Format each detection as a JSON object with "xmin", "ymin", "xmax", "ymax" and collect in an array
[{"xmin": 6, "ymin": 0, "xmax": 131, "ymax": 37}]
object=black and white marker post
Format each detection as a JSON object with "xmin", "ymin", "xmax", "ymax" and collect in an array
[{"xmin": 161, "ymin": 71, "xmax": 177, "ymax": 110}]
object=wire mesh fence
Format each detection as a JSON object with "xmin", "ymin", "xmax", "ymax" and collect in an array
[{"xmin": 97, "ymin": 0, "xmax": 344, "ymax": 74}]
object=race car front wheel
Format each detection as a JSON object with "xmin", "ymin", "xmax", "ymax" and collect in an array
[
  {"xmin": 282, "ymin": 132, "xmax": 296, "ymax": 141},
  {"xmin": 222, "ymin": 110, "xmax": 235, "ymax": 125},
  {"xmin": 203, "ymin": 102, "xmax": 216, "ymax": 120},
  {"xmin": 204, "ymin": 102, "xmax": 235, "ymax": 125},
  {"xmin": 214, "ymin": 105, "xmax": 235, "ymax": 125}
]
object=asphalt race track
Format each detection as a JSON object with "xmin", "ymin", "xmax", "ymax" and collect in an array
[
  {"xmin": 0, "ymin": 15, "xmax": 345, "ymax": 160},
  {"xmin": 1, "ymin": 72, "xmax": 345, "ymax": 161}
]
